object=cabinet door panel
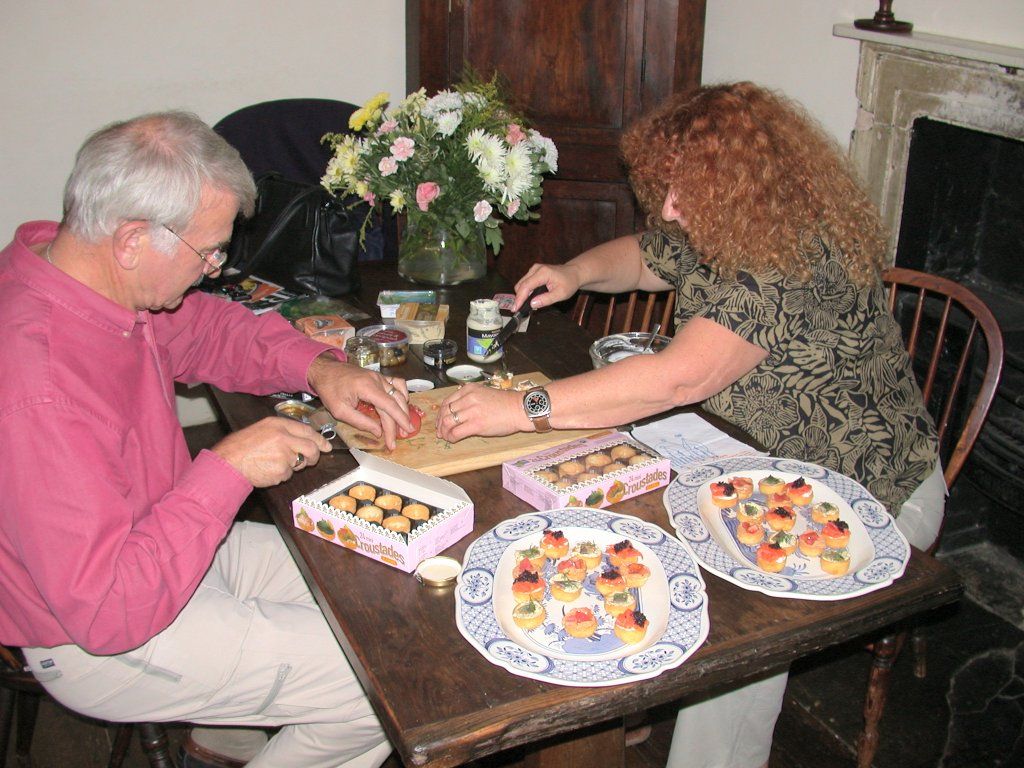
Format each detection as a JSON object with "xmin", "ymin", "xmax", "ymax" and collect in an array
[
  {"xmin": 493, "ymin": 180, "xmax": 636, "ymax": 283},
  {"xmin": 407, "ymin": 0, "xmax": 705, "ymax": 273},
  {"xmin": 457, "ymin": 0, "xmax": 643, "ymax": 132}
]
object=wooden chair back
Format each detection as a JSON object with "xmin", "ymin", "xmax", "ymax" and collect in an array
[
  {"xmin": 882, "ymin": 267, "xmax": 1003, "ymax": 492},
  {"xmin": 572, "ymin": 290, "xmax": 675, "ymax": 338}
]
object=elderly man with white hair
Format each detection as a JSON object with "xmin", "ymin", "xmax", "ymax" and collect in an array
[{"xmin": 0, "ymin": 111, "xmax": 414, "ymax": 768}]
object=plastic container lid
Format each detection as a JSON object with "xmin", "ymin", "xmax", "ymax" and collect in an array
[
  {"xmin": 414, "ymin": 556, "xmax": 462, "ymax": 587},
  {"xmin": 358, "ymin": 325, "xmax": 409, "ymax": 348}
]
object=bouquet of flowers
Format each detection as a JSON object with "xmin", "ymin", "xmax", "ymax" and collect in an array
[{"xmin": 321, "ymin": 79, "xmax": 558, "ymax": 261}]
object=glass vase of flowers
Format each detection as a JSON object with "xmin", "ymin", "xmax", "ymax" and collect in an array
[{"xmin": 321, "ymin": 78, "xmax": 558, "ymax": 286}]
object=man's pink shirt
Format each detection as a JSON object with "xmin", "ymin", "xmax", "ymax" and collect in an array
[{"xmin": 0, "ymin": 222, "xmax": 338, "ymax": 654}]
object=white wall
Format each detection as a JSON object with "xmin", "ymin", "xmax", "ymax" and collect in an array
[
  {"xmin": 4, "ymin": 0, "xmax": 1021, "ymax": 425},
  {"xmin": 1, "ymin": 0, "xmax": 407, "ymax": 426},
  {"xmin": 701, "ymin": 0, "xmax": 1024, "ymax": 147},
  {"xmin": 0, "ymin": 0, "xmax": 406, "ymax": 239}
]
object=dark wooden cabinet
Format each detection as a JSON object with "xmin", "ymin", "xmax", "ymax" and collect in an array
[{"xmin": 406, "ymin": 0, "xmax": 706, "ymax": 284}]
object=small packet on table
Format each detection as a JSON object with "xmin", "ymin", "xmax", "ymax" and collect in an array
[
  {"xmin": 494, "ymin": 293, "xmax": 531, "ymax": 332},
  {"xmin": 293, "ymin": 314, "xmax": 355, "ymax": 348}
]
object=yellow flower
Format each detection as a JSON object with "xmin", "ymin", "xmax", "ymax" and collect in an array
[
  {"xmin": 389, "ymin": 189, "xmax": 407, "ymax": 212},
  {"xmin": 354, "ymin": 180, "xmax": 370, "ymax": 198},
  {"xmin": 349, "ymin": 92, "xmax": 389, "ymax": 131}
]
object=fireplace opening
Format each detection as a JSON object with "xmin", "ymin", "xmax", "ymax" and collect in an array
[{"xmin": 894, "ymin": 117, "xmax": 1024, "ymax": 558}]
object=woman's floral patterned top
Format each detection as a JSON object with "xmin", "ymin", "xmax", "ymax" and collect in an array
[{"xmin": 641, "ymin": 229, "xmax": 939, "ymax": 515}]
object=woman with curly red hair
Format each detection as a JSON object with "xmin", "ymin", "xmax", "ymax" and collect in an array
[{"xmin": 438, "ymin": 83, "xmax": 944, "ymax": 764}]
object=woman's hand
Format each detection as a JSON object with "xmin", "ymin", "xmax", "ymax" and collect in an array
[
  {"xmin": 436, "ymin": 384, "xmax": 528, "ymax": 442},
  {"xmin": 513, "ymin": 263, "xmax": 582, "ymax": 312}
]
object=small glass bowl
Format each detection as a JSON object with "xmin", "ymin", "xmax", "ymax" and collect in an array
[{"xmin": 589, "ymin": 332, "xmax": 671, "ymax": 369}]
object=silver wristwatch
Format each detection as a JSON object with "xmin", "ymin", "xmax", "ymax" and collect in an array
[{"xmin": 522, "ymin": 386, "xmax": 552, "ymax": 433}]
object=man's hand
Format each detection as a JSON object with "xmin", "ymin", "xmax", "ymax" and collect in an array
[
  {"xmin": 212, "ymin": 417, "xmax": 332, "ymax": 487},
  {"xmin": 307, "ymin": 353, "xmax": 413, "ymax": 451}
]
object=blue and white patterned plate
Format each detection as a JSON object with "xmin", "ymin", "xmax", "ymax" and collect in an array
[
  {"xmin": 665, "ymin": 457, "xmax": 910, "ymax": 601},
  {"xmin": 456, "ymin": 507, "xmax": 709, "ymax": 687}
]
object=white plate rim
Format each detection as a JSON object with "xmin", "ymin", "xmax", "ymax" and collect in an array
[
  {"xmin": 455, "ymin": 507, "xmax": 709, "ymax": 687},
  {"xmin": 664, "ymin": 456, "xmax": 910, "ymax": 601}
]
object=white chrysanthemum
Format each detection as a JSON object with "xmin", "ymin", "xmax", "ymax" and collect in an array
[
  {"xmin": 503, "ymin": 142, "xmax": 533, "ymax": 182},
  {"xmin": 477, "ymin": 159, "xmax": 505, "ymax": 191},
  {"xmin": 465, "ymin": 128, "xmax": 488, "ymax": 161},
  {"xmin": 475, "ymin": 133, "xmax": 506, "ymax": 167},
  {"xmin": 463, "ymin": 92, "xmax": 487, "ymax": 109},
  {"xmin": 435, "ymin": 110, "xmax": 463, "ymax": 138},
  {"xmin": 422, "ymin": 90, "xmax": 463, "ymax": 119},
  {"xmin": 323, "ymin": 156, "xmax": 345, "ymax": 184},
  {"xmin": 502, "ymin": 172, "xmax": 531, "ymax": 203},
  {"xmin": 527, "ymin": 129, "xmax": 559, "ymax": 173},
  {"xmin": 389, "ymin": 189, "xmax": 407, "ymax": 212}
]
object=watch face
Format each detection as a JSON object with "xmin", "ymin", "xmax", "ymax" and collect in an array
[{"xmin": 524, "ymin": 389, "xmax": 551, "ymax": 417}]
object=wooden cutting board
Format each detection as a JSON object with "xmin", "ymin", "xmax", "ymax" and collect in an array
[{"xmin": 336, "ymin": 373, "xmax": 604, "ymax": 477}]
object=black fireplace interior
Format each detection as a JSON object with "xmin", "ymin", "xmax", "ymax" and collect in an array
[{"xmin": 895, "ymin": 117, "xmax": 1024, "ymax": 557}]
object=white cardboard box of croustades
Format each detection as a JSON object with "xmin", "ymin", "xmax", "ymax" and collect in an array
[
  {"xmin": 292, "ymin": 449, "xmax": 474, "ymax": 573},
  {"xmin": 502, "ymin": 431, "xmax": 671, "ymax": 511}
]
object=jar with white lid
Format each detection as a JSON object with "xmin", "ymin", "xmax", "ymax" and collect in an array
[{"xmin": 466, "ymin": 298, "xmax": 503, "ymax": 363}]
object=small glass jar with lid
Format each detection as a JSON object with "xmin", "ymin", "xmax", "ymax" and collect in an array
[{"xmin": 344, "ymin": 336, "xmax": 380, "ymax": 370}]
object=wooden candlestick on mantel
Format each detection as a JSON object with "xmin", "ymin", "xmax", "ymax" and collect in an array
[{"xmin": 854, "ymin": 1, "xmax": 913, "ymax": 33}]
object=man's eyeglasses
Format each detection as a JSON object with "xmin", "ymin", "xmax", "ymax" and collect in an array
[{"xmin": 162, "ymin": 225, "xmax": 228, "ymax": 273}]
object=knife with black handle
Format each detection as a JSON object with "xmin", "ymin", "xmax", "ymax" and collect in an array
[{"xmin": 490, "ymin": 287, "xmax": 547, "ymax": 355}]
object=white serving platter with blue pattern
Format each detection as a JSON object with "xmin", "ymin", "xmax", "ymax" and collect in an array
[
  {"xmin": 456, "ymin": 507, "xmax": 709, "ymax": 687},
  {"xmin": 665, "ymin": 456, "xmax": 910, "ymax": 601}
]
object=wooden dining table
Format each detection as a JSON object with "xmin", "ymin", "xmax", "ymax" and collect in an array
[{"xmin": 209, "ymin": 262, "xmax": 962, "ymax": 768}]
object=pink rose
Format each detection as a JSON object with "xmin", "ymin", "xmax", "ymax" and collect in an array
[
  {"xmin": 473, "ymin": 200, "xmax": 493, "ymax": 223},
  {"xmin": 416, "ymin": 182, "xmax": 440, "ymax": 212},
  {"xmin": 391, "ymin": 136, "xmax": 415, "ymax": 161},
  {"xmin": 506, "ymin": 198, "xmax": 521, "ymax": 216},
  {"xmin": 363, "ymin": 191, "xmax": 376, "ymax": 205},
  {"xmin": 378, "ymin": 156, "xmax": 398, "ymax": 176},
  {"xmin": 506, "ymin": 123, "xmax": 526, "ymax": 145},
  {"xmin": 377, "ymin": 119, "xmax": 398, "ymax": 135}
]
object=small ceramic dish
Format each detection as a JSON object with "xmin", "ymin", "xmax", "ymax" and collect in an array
[
  {"xmin": 446, "ymin": 364, "xmax": 486, "ymax": 383},
  {"xmin": 275, "ymin": 400, "xmax": 316, "ymax": 422},
  {"xmin": 406, "ymin": 379, "xmax": 436, "ymax": 392}
]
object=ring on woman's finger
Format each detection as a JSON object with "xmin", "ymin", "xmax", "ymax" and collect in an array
[
  {"xmin": 386, "ymin": 386, "xmax": 397, "ymax": 396},
  {"xmin": 448, "ymin": 402, "xmax": 456, "ymax": 416},
  {"xmin": 292, "ymin": 452, "xmax": 306, "ymax": 470},
  {"xmin": 451, "ymin": 410, "xmax": 461, "ymax": 425}
]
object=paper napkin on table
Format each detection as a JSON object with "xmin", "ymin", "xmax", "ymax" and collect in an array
[{"xmin": 630, "ymin": 413, "xmax": 767, "ymax": 471}]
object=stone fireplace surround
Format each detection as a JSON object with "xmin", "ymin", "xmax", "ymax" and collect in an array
[
  {"xmin": 835, "ymin": 25, "xmax": 1024, "ymax": 555},
  {"xmin": 836, "ymin": 23, "xmax": 1024, "ymax": 261}
]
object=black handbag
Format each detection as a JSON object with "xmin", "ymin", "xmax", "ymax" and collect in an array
[{"xmin": 220, "ymin": 173, "xmax": 375, "ymax": 297}]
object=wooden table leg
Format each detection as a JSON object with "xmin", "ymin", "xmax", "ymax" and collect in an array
[
  {"xmin": 857, "ymin": 632, "xmax": 905, "ymax": 768},
  {"xmin": 523, "ymin": 718, "xmax": 625, "ymax": 768}
]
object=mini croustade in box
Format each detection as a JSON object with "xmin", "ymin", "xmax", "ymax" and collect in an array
[
  {"xmin": 293, "ymin": 449, "xmax": 473, "ymax": 572},
  {"xmin": 502, "ymin": 432, "xmax": 670, "ymax": 510}
]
